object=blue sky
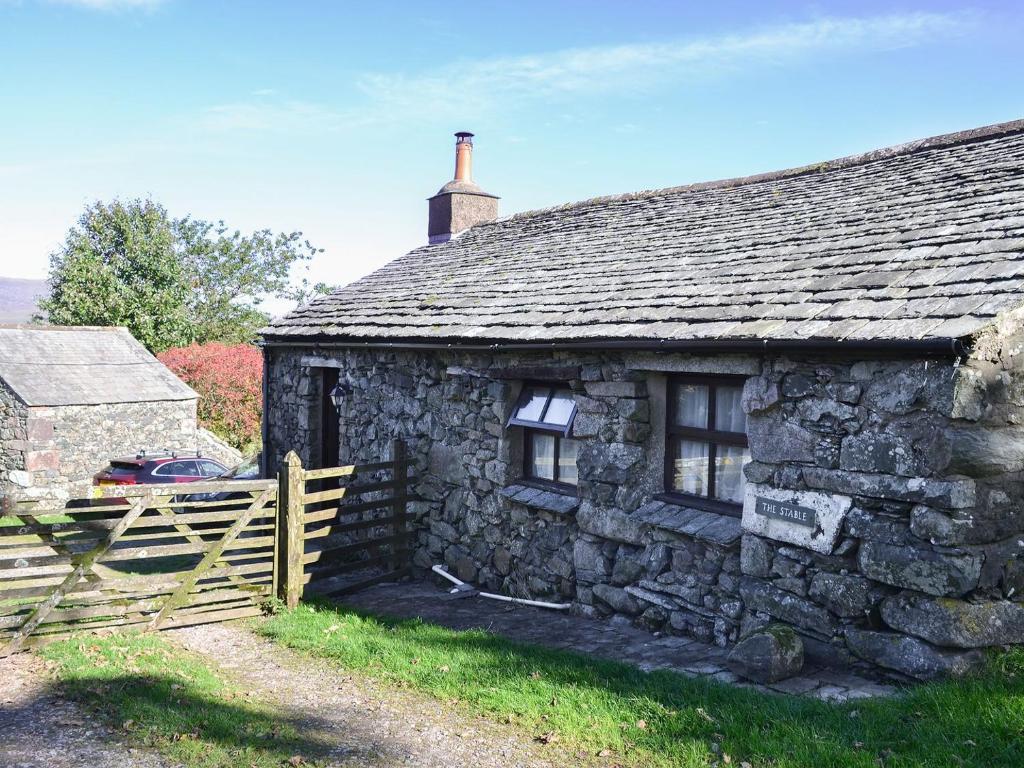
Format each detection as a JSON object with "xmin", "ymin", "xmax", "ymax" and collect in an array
[{"xmin": 1, "ymin": 1, "xmax": 1022, "ymax": 299}]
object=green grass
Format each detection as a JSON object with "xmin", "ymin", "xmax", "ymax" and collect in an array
[
  {"xmin": 41, "ymin": 633, "xmax": 326, "ymax": 768},
  {"xmin": 260, "ymin": 603, "xmax": 1024, "ymax": 768},
  {"xmin": 0, "ymin": 512, "xmax": 75, "ymax": 527}
]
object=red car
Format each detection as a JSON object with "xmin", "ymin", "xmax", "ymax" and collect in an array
[{"xmin": 93, "ymin": 451, "xmax": 228, "ymax": 487}]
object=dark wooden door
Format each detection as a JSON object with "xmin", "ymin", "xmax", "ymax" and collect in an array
[{"xmin": 320, "ymin": 368, "xmax": 340, "ymax": 471}]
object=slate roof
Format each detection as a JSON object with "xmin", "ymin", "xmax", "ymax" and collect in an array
[
  {"xmin": 0, "ymin": 326, "xmax": 196, "ymax": 406},
  {"xmin": 265, "ymin": 119, "xmax": 1024, "ymax": 347}
]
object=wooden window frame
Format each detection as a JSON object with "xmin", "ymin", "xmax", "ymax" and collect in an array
[
  {"xmin": 508, "ymin": 382, "xmax": 580, "ymax": 494},
  {"xmin": 663, "ymin": 374, "xmax": 749, "ymax": 517},
  {"xmin": 523, "ymin": 427, "xmax": 578, "ymax": 492}
]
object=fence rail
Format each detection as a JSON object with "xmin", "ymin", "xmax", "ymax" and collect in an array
[
  {"xmin": 277, "ymin": 439, "xmax": 412, "ymax": 607},
  {"xmin": 0, "ymin": 480, "xmax": 278, "ymax": 656},
  {"xmin": 0, "ymin": 442, "xmax": 412, "ymax": 654}
]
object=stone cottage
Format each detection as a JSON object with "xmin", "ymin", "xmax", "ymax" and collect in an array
[
  {"xmin": 262, "ymin": 121, "xmax": 1024, "ymax": 681},
  {"xmin": 0, "ymin": 325, "xmax": 236, "ymax": 500}
]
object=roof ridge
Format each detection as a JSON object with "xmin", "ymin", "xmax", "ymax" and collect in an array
[
  {"xmin": 467, "ymin": 117, "xmax": 1024, "ymax": 229},
  {"xmin": 0, "ymin": 324, "xmax": 132, "ymax": 333}
]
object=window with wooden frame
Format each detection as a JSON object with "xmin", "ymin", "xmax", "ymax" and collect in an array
[
  {"xmin": 665, "ymin": 375, "xmax": 750, "ymax": 515},
  {"xmin": 507, "ymin": 384, "xmax": 579, "ymax": 489}
]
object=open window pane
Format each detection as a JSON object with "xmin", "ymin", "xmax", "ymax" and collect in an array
[
  {"xmin": 514, "ymin": 386, "xmax": 551, "ymax": 423},
  {"xmin": 675, "ymin": 384, "xmax": 709, "ymax": 428},
  {"xmin": 671, "ymin": 439, "xmax": 709, "ymax": 496},
  {"xmin": 530, "ymin": 433, "xmax": 556, "ymax": 481},
  {"xmin": 714, "ymin": 445, "xmax": 750, "ymax": 504},
  {"xmin": 542, "ymin": 389, "xmax": 576, "ymax": 427},
  {"xmin": 714, "ymin": 385, "xmax": 746, "ymax": 433},
  {"xmin": 559, "ymin": 437, "xmax": 579, "ymax": 485}
]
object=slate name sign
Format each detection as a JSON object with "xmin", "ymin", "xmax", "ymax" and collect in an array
[{"xmin": 754, "ymin": 496, "xmax": 816, "ymax": 528}]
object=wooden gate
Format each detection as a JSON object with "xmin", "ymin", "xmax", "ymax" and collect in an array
[
  {"xmin": 0, "ymin": 479, "xmax": 277, "ymax": 655},
  {"xmin": 276, "ymin": 439, "xmax": 413, "ymax": 607},
  {"xmin": 0, "ymin": 443, "xmax": 413, "ymax": 654}
]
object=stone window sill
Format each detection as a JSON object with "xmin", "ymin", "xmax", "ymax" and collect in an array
[
  {"xmin": 499, "ymin": 483, "xmax": 580, "ymax": 516},
  {"xmin": 635, "ymin": 498, "xmax": 742, "ymax": 546}
]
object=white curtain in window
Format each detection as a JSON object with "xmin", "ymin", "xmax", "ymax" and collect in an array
[
  {"xmin": 714, "ymin": 445, "xmax": 750, "ymax": 503},
  {"xmin": 531, "ymin": 433, "xmax": 556, "ymax": 481},
  {"xmin": 559, "ymin": 437, "xmax": 579, "ymax": 485},
  {"xmin": 714, "ymin": 386, "xmax": 746, "ymax": 433},
  {"xmin": 675, "ymin": 384, "xmax": 709, "ymax": 428},
  {"xmin": 672, "ymin": 439, "xmax": 708, "ymax": 495}
]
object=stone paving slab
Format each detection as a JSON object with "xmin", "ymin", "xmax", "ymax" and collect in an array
[{"xmin": 332, "ymin": 578, "xmax": 900, "ymax": 702}]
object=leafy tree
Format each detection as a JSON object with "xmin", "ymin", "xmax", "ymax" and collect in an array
[
  {"xmin": 41, "ymin": 200, "xmax": 193, "ymax": 352},
  {"xmin": 158, "ymin": 343, "xmax": 263, "ymax": 452},
  {"xmin": 41, "ymin": 199, "xmax": 325, "ymax": 351}
]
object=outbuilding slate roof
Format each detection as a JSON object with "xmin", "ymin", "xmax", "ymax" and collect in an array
[
  {"xmin": 264, "ymin": 119, "xmax": 1024, "ymax": 347},
  {"xmin": 0, "ymin": 326, "xmax": 196, "ymax": 406}
]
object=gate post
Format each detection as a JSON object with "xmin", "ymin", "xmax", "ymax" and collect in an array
[
  {"xmin": 276, "ymin": 451, "xmax": 306, "ymax": 609},
  {"xmin": 391, "ymin": 438, "xmax": 409, "ymax": 571}
]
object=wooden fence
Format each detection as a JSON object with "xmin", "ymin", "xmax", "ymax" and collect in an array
[
  {"xmin": 277, "ymin": 439, "xmax": 412, "ymax": 607},
  {"xmin": 0, "ymin": 479, "xmax": 277, "ymax": 656},
  {"xmin": 0, "ymin": 440, "xmax": 413, "ymax": 654}
]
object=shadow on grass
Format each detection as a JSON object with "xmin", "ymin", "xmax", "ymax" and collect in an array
[
  {"xmin": 43, "ymin": 671, "xmax": 347, "ymax": 767},
  {"xmin": 263, "ymin": 601, "xmax": 1024, "ymax": 768}
]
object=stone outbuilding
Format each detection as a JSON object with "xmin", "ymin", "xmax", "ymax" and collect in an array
[
  {"xmin": 262, "ymin": 121, "xmax": 1024, "ymax": 681},
  {"xmin": 0, "ymin": 325, "xmax": 234, "ymax": 500}
]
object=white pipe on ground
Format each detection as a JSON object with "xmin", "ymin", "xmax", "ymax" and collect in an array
[{"xmin": 431, "ymin": 564, "xmax": 572, "ymax": 611}]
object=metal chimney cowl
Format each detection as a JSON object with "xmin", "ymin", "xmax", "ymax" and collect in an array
[{"xmin": 427, "ymin": 132, "xmax": 499, "ymax": 244}]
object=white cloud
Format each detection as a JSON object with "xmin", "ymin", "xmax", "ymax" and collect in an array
[
  {"xmin": 194, "ymin": 12, "xmax": 971, "ymax": 133},
  {"xmin": 356, "ymin": 12, "xmax": 969, "ymax": 115}
]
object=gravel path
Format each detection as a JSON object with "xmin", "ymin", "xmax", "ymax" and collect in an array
[
  {"xmin": 170, "ymin": 622, "xmax": 570, "ymax": 768},
  {"xmin": 0, "ymin": 650, "xmax": 177, "ymax": 768}
]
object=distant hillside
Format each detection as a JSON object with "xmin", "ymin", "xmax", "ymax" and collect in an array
[{"xmin": 0, "ymin": 277, "xmax": 48, "ymax": 323}]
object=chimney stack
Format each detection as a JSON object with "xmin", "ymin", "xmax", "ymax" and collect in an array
[{"xmin": 428, "ymin": 132, "xmax": 499, "ymax": 244}]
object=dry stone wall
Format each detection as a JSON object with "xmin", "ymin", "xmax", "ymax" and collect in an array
[
  {"xmin": 1, "ymin": 398, "xmax": 199, "ymax": 501},
  {"xmin": 264, "ymin": 333, "xmax": 1024, "ymax": 680}
]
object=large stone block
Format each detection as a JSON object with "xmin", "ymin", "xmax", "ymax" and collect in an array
[
  {"xmin": 807, "ymin": 572, "xmax": 875, "ymax": 617},
  {"xmin": 881, "ymin": 594, "xmax": 1024, "ymax": 648},
  {"xmin": 909, "ymin": 505, "xmax": 981, "ymax": 546},
  {"xmin": 577, "ymin": 502, "xmax": 645, "ymax": 545},
  {"xmin": 740, "ymin": 534, "xmax": 773, "ymax": 577},
  {"xmin": 24, "ymin": 450, "xmax": 58, "ymax": 472},
  {"xmin": 840, "ymin": 428, "xmax": 949, "ymax": 477},
  {"xmin": 583, "ymin": 381, "xmax": 646, "ymax": 398},
  {"xmin": 573, "ymin": 537, "xmax": 611, "ymax": 583},
  {"xmin": 741, "ymin": 376, "xmax": 780, "ymax": 414},
  {"xmin": 726, "ymin": 624, "xmax": 803, "ymax": 683},
  {"xmin": 576, "ymin": 442, "xmax": 644, "ymax": 485},
  {"xmin": 25, "ymin": 417, "xmax": 54, "ymax": 441},
  {"xmin": 802, "ymin": 467, "xmax": 976, "ymax": 509},
  {"xmin": 741, "ymin": 484, "xmax": 852, "ymax": 555},
  {"xmin": 592, "ymin": 583, "xmax": 642, "ymax": 615},
  {"xmin": 844, "ymin": 629, "xmax": 984, "ymax": 681},
  {"xmin": 947, "ymin": 426, "xmax": 1024, "ymax": 477},
  {"xmin": 739, "ymin": 577, "xmax": 836, "ymax": 634},
  {"xmin": 857, "ymin": 541, "xmax": 981, "ymax": 597},
  {"xmin": 747, "ymin": 418, "xmax": 817, "ymax": 464}
]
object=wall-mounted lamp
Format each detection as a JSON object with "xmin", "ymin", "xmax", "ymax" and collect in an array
[{"xmin": 329, "ymin": 381, "xmax": 353, "ymax": 412}]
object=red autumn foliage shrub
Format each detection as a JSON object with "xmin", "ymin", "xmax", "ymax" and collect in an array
[{"xmin": 158, "ymin": 343, "xmax": 262, "ymax": 451}]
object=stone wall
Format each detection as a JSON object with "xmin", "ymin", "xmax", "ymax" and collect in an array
[
  {"xmin": 264, "ymin": 331, "xmax": 1024, "ymax": 680},
  {"xmin": 2, "ymin": 398, "xmax": 199, "ymax": 500},
  {"xmin": 0, "ymin": 380, "xmax": 28, "ymax": 490}
]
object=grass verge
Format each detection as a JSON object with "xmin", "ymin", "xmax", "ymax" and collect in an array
[
  {"xmin": 260, "ymin": 602, "xmax": 1024, "ymax": 768},
  {"xmin": 41, "ymin": 632, "xmax": 324, "ymax": 768}
]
